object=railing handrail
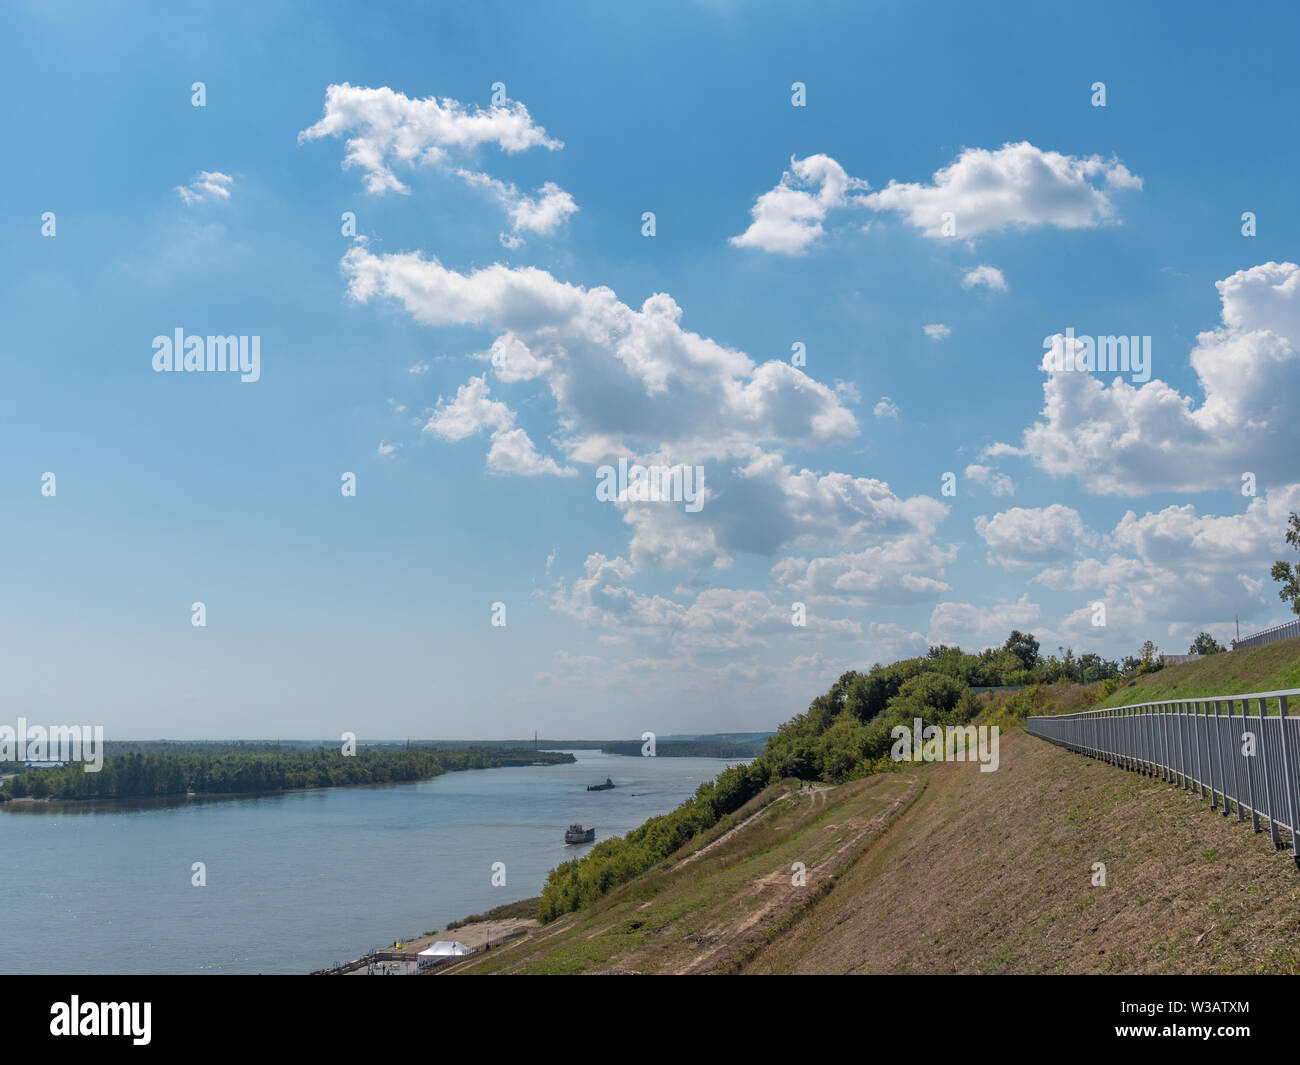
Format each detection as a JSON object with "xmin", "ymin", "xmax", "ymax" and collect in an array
[
  {"xmin": 1232, "ymin": 618, "xmax": 1300, "ymax": 650},
  {"xmin": 1030, "ymin": 687, "xmax": 1300, "ymax": 719},
  {"xmin": 1027, "ymin": 683, "xmax": 1300, "ymax": 862},
  {"xmin": 1235, "ymin": 617, "xmax": 1300, "ymax": 640}
]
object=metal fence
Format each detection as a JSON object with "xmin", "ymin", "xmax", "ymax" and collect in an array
[
  {"xmin": 1232, "ymin": 618, "xmax": 1300, "ymax": 650},
  {"xmin": 1027, "ymin": 689, "xmax": 1300, "ymax": 862}
]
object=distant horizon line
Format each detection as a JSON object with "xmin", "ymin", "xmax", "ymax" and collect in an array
[{"xmin": 71, "ymin": 733, "xmax": 776, "ymax": 745}]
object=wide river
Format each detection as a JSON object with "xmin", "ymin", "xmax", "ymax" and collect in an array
[{"xmin": 0, "ymin": 749, "xmax": 743, "ymax": 974}]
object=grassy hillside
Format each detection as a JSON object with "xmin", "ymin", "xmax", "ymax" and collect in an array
[
  {"xmin": 978, "ymin": 682, "xmax": 1099, "ymax": 726},
  {"xmin": 444, "ymin": 636, "xmax": 1300, "ymax": 975},
  {"xmin": 444, "ymin": 729, "xmax": 1300, "ymax": 975},
  {"xmin": 743, "ymin": 731, "xmax": 1300, "ymax": 974},
  {"xmin": 443, "ymin": 772, "xmax": 922, "ymax": 975},
  {"xmin": 1095, "ymin": 637, "xmax": 1300, "ymax": 713}
]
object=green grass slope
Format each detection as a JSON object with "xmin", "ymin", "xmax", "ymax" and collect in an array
[
  {"xmin": 743, "ymin": 731, "xmax": 1300, "ymax": 975},
  {"xmin": 446, "ymin": 639, "xmax": 1300, "ymax": 975},
  {"xmin": 1096, "ymin": 637, "xmax": 1300, "ymax": 713},
  {"xmin": 443, "ymin": 773, "xmax": 922, "ymax": 975}
]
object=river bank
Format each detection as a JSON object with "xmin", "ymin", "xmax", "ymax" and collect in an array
[{"xmin": 5, "ymin": 749, "xmax": 741, "ymax": 974}]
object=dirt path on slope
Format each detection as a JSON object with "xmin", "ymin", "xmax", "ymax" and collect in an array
[
  {"xmin": 677, "ymin": 775, "xmax": 920, "ymax": 974},
  {"xmin": 673, "ymin": 783, "xmax": 834, "ymax": 872}
]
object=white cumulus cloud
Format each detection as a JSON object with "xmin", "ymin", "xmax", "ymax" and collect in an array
[
  {"xmin": 1032, "ymin": 485, "xmax": 1300, "ymax": 632},
  {"xmin": 864, "ymin": 141, "xmax": 1141, "ymax": 238},
  {"xmin": 964, "ymin": 464, "xmax": 1015, "ymax": 496},
  {"xmin": 730, "ymin": 154, "xmax": 869, "ymax": 255},
  {"xmin": 927, "ymin": 595, "xmax": 1041, "ymax": 649},
  {"xmin": 299, "ymin": 83, "xmax": 575, "ymax": 240},
  {"xmin": 425, "ymin": 374, "xmax": 574, "ymax": 477},
  {"xmin": 974, "ymin": 504, "xmax": 1089, "ymax": 569},
  {"xmin": 989, "ymin": 261, "xmax": 1300, "ymax": 495},
  {"xmin": 962, "ymin": 264, "xmax": 1007, "ymax": 292}
]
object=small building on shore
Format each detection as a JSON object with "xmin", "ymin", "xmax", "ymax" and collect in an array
[{"xmin": 417, "ymin": 941, "xmax": 472, "ymax": 969}]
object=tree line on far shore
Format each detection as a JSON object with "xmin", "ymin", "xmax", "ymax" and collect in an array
[{"xmin": 0, "ymin": 746, "xmax": 572, "ymax": 802}]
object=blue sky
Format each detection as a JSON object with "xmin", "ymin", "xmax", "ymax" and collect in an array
[{"xmin": 3, "ymin": 0, "xmax": 1299, "ymax": 739}]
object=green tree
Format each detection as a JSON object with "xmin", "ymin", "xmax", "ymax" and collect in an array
[
  {"xmin": 1188, "ymin": 632, "xmax": 1226, "ymax": 655},
  {"xmin": 1270, "ymin": 512, "xmax": 1300, "ymax": 617},
  {"xmin": 886, "ymin": 671, "xmax": 979, "ymax": 727},
  {"xmin": 1002, "ymin": 630, "xmax": 1041, "ymax": 672},
  {"xmin": 1137, "ymin": 640, "xmax": 1164, "ymax": 675},
  {"xmin": 1078, "ymin": 653, "xmax": 1120, "ymax": 683}
]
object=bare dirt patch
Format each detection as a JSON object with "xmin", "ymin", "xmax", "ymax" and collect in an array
[{"xmin": 678, "ymin": 776, "xmax": 920, "ymax": 974}]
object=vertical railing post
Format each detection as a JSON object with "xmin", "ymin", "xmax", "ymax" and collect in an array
[
  {"xmin": 1148, "ymin": 706, "xmax": 1155, "ymax": 775},
  {"xmin": 1229, "ymin": 699, "xmax": 1245, "ymax": 822},
  {"xmin": 1138, "ymin": 706, "xmax": 1145, "ymax": 774},
  {"xmin": 1242, "ymin": 698, "xmax": 1259, "ymax": 832},
  {"xmin": 1157, "ymin": 702, "xmax": 1166, "ymax": 780},
  {"xmin": 1203, "ymin": 699, "xmax": 1213, "ymax": 800},
  {"xmin": 1277, "ymin": 695, "xmax": 1299, "ymax": 862},
  {"xmin": 1214, "ymin": 700, "xmax": 1230, "ymax": 816},
  {"xmin": 1146, "ymin": 705, "xmax": 1153, "ymax": 776},
  {"xmin": 1137, "ymin": 707, "xmax": 1144, "ymax": 774},
  {"xmin": 1132, "ymin": 706, "xmax": 1139, "ymax": 772},
  {"xmin": 1180, "ymin": 701, "xmax": 1189, "ymax": 790},
  {"xmin": 1158, "ymin": 705, "xmax": 1164, "ymax": 772},
  {"xmin": 1128, "ymin": 707, "xmax": 1135, "ymax": 772},
  {"xmin": 1182, "ymin": 701, "xmax": 1191, "ymax": 791},
  {"xmin": 1156, "ymin": 705, "xmax": 1163, "ymax": 777},
  {"xmin": 1194, "ymin": 701, "xmax": 1205, "ymax": 799},
  {"xmin": 1258, "ymin": 697, "xmax": 1280, "ymax": 848},
  {"xmin": 1203, "ymin": 700, "xmax": 1215, "ymax": 804},
  {"xmin": 1144, "ymin": 707, "xmax": 1152, "ymax": 776},
  {"xmin": 1180, "ymin": 702, "xmax": 1190, "ymax": 785},
  {"xmin": 1154, "ymin": 704, "xmax": 1163, "ymax": 779},
  {"xmin": 1164, "ymin": 707, "xmax": 1175, "ymax": 785}
]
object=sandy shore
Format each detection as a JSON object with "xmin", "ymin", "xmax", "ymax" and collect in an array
[{"xmin": 399, "ymin": 916, "xmax": 538, "ymax": 954}]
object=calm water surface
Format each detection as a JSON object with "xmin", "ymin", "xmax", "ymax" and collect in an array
[{"xmin": 0, "ymin": 750, "xmax": 742, "ymax": 974}]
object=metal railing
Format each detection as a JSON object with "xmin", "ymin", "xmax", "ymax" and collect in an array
[
  {"xmin": 1232, "ymin": 618, "xmax": 1300, "ymax": 650},
  {"xmin": 1027, "ymin": 689, "xmax": 1300, "ymax": 861}
]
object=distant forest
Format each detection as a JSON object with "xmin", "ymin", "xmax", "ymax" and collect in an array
[
  {"xmin": 599, "ymin": 740, "xmax": 763, "ymax": 758},
  {"xmin": 0, "ymin": 746, "xmax": 572, "ymax": 803}
]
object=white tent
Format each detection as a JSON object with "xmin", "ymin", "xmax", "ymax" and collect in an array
[{"xmin": 419, "ymin": 941, "xmax": 472, "ymax": 958}]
